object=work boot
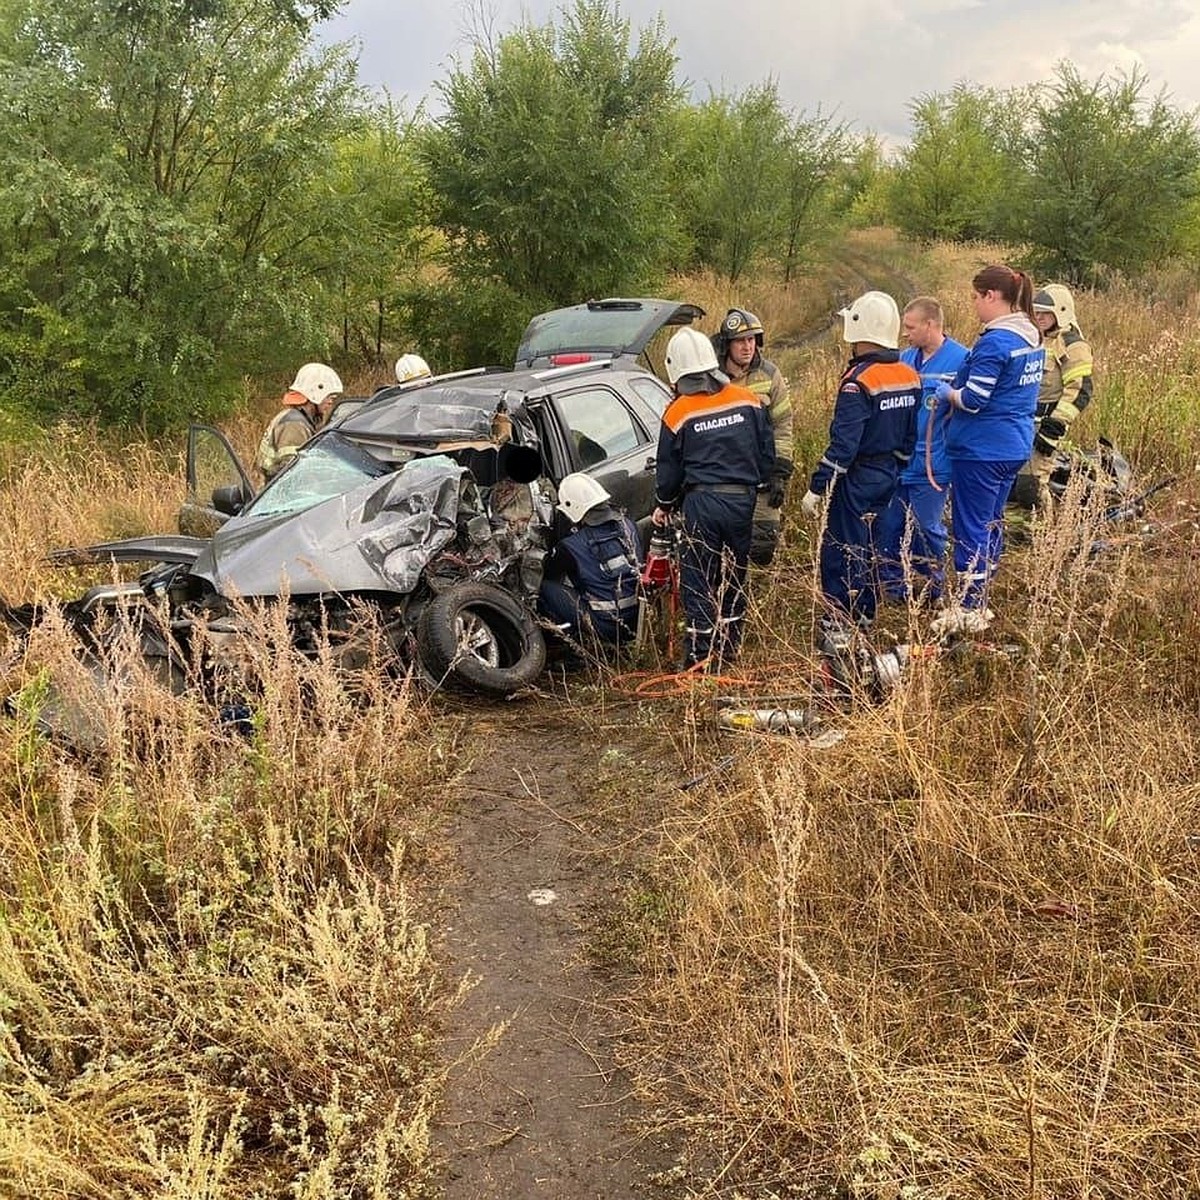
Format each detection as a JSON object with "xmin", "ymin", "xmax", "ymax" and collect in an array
[{"xmin": 930, "ymin": 606, "xmax": 994, "ymax": 639}]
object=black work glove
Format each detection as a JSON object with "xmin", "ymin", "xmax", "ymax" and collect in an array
[
  {"xmin": 1034, "ymin": 416, "xmax": 1067, "ymax": 458},
  {"xmin": 765, "ymin": 457, "xmax": 793, "ymax": 509}
]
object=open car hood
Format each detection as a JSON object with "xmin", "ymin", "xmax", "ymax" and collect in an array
[
  {"xmin": 47, "ymin": 535, "xmax": 210, "ymax": 567},
  {"xmin": 514, "ymin": 298, "xmax": 704, "ymax": 369},
  {"xmin": 191, "ymin": 456, "xmax": 468, "ymax": 598}
]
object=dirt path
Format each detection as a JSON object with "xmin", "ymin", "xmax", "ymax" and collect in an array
[{"xmin": 432, "ymin": 702, "xmax": 684, "ymax": 1198}]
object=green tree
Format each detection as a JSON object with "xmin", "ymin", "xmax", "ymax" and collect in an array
[
  {"xmin": 672, "ymin": 83, "xmax": 791, "ymax": 282},
  {"xmin": 418, "ymin": 0, "xmax": 684, "ymax": 365},
  {"xmin": 329, "ymin": 103, "xmax": 433, "ymax": 364},
  {"xmin": 671, "ymin": 84, "xmax": 852, "ymax": 283},
  {"xmin": 0, "ymin": 0, "xmax": 394, "ymax": 430},
  {"xmin": 778, "ymin": 110, "xmax": 854, "ymax": 282},
  {"xmin": 889, "ymin": 84, "xmax": 1026, "ymax": 242},
  {"xmin": 1020, "ymin": 64, "xmax": 1200, "ymax": 283},
  {"xmin": 840, "ymin": 135, "xmax": 895, "ymax": 229}
]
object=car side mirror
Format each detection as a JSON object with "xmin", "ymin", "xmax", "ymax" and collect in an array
[{"xmin": 211, "ymin": 483, "xmax": 250, "ymax": 516}]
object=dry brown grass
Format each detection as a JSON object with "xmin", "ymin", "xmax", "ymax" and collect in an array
[
  {"xmin": 613, "ymin": 245, "xmax": 1200, "ymax": 1197},
  {"xmin": 0, "ymin": 592, "xmax": 458, "ymax": 1196},
  {"xmin": 3, "ymin": 232, "xmax": 1200, "ymax": 1198}
]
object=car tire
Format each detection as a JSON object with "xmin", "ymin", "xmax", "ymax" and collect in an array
[{"xmin": 416, "ymin": 581, "xmax": 546, "ymax": 697}]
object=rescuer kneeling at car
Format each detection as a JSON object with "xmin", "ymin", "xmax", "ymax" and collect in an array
[
  {"xmin": 653, "ymin": 326, "xmax": 775, "ymax": 672},
  {"xmin": 256, "ymin": 362, "xmax": 344, "ymax": 483},
  {"xmin": 537, "ymin": 474, "xmax": 642, "ymax": 654}
]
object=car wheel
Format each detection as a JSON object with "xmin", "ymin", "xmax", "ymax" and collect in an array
[{"xmin": 416, "ymin": 581, "xmax": 546, "ymax": 697}]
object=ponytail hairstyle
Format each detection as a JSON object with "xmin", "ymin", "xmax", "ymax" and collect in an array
[{"xmin": 972, "ymin": 263, "xmax": 1038, "ymax": 333}]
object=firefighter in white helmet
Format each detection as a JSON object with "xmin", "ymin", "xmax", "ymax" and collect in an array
[
  {"xmin": 1019, "ymin": 283, "xmax": 1094, "ymax": 512},
  {"xmin": 537, "ymin": 473, "xmax": 642, "ymax": 655},
  {"xmin": 801, "ymin": 291, "xmax": 920, "ymax": 651},
  {"xmin": 255, "ymin": 362, "xmax": 343, "ymax": 483},
  {"xmin": 395, "ymin": 353, "xmax": 432, "ymax": 384},
  {"xmin": 653, "ymin": 325, "xmax": 775, "ymax": 671}
]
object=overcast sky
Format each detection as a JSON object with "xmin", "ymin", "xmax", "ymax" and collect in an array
[{"xmin": 316, "ymin": 0, "xmax": 1200, "ymax": 146}]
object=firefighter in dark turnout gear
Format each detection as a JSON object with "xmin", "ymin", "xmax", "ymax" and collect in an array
[
  {"xmin": 654, "ymin": 326, "xmax": 775, "ymax": 669},
  {"xmin": 537, "ymin": 473, "xmax": 642, "ymax": 650},
  {"xmin": 1020, "ymin": 283, "xmax": 1094, "ymax": 512},
  {"xmin": 713, "ymin": 308, "xmax": 794, "ymax": 565},
  {"xmin": 801, "ymin": 291, "xmax": 919, "ymax": 641}
]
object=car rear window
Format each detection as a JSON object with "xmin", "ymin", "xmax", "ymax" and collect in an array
[{"xmin": 519, "ymin": 306, "xmax": 652, "ymax": 361}]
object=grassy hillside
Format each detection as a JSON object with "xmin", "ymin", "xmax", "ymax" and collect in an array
[{"xmin": 1, "ymin": 231, "xmax": 1198, "ymax": 1197}]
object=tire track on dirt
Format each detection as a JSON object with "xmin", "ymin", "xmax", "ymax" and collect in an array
[
  {"xmin": 433, "ymin": 705, "xmax": 683, "ymax": 1199},
  {"xmin": 771, "ymin": 248, "xmax": 922, "ymax": 352}
]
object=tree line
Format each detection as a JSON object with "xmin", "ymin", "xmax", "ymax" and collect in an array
[{"xmin": 1, "ymin": 0, "xmax": 1196, "ymax": 431}]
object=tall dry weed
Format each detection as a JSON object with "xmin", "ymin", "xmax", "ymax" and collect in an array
[
  {"xmin": 619, "ymin": 245, "xmax": 1200, "ymax": 1197},
  {"xmin": 0, "ymin": 588, "xmax": 454, "ymax": 1198}
]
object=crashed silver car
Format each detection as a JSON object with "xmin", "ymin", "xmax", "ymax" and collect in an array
[{"xmin": 8, "ymin": 299, "xmax": 703, "ymax": 701}]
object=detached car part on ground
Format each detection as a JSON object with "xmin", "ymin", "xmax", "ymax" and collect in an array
[
  {"xmin": 5, "ymin": 299, "xmax": 705, "ymax": 713},
  {"xmin": 1009, "ymin": 436, "xmax": 1172, "ymax": 520}
]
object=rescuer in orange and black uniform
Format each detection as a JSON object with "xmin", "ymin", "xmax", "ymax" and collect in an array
[
  {"xmin": 799, "ymin": 291, "xmax": 920, "ymax": 651},
  {"xmin": 652, "ymin": 326, "xmax": 775, "ymax": 670}
]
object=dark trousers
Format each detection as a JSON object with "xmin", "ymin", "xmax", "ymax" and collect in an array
[
  {"xmin": 537, "ymin": 579, "xmax": 631, "ymax": 645},
  {"xmin": 819, "ymin": 461, "xmax": 899, "ymax": 624},
  {"xmin": 679, "ymin": 491, "xmax": 754, "ymax": 665}
]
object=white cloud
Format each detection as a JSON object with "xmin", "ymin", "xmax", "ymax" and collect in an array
[{"xmin": 316, "ymin": 0, "xmax": 1200, "ymax": 140}]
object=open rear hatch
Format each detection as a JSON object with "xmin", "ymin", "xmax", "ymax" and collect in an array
[{"xmin": 514, "ymin": 298, "xmax": 704, "ymax": 370}]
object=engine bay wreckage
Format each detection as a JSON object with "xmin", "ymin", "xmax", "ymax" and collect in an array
[
  {"xmin": 3, "ymin": 392, "xmax": 566, "ymax": 738},
  {"xmin": 4, "ymin": 297, "xmax": 719, "ymax": 739}
]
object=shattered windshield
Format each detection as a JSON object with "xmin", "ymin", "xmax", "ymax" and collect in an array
[{"xmin": 244, "ymin": 434, "xmax": 391, "ymax": 519}]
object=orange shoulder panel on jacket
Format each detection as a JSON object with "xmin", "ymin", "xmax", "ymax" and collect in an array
[
  {"xmin": 663, "ymin": 383, "xmax": 761, "ymax": 434},
  {"xmin": 855, "ymin": 360, "xmax": 921, "ymax": 390}
]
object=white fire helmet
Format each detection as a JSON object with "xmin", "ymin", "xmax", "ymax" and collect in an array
[
  {"xmin": 839, "ymin": 291, "xmax": 900, "ymax": 349},
  {"xmin": 664, "ymin": 325, "xmax": 720, "ymax": 385},
  {"xmin": 289, "ymin": 362, "xmax": 343, "ymax": 405},
  {"xmin": 395, "ymin": 353, "xmax": 432, "ymax": 383},
  {"xmin": 1033, "ymin": 284, "xmax": 1078, "ymax": 332},
  {"xmin": 557, "ymin": 473, "xmax": 611, "ymax": 523}
]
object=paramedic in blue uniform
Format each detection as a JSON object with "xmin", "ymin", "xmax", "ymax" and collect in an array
[
  {"xmin": 930, "ymin": 264, "xmax": 1044, "ymax": 637},
  {"xmin": 653, "ymin": 326, "xmax": 775, "ymax": 670},
  {"xmin": 537, "ymin": 473, "xmax": 642, "ymax": 650},
  {"xmin": 875, "ymin": 296, "xmax": 968, "ymax": 603},
  {"xmin": 799, "ymin": 291, "xmax": 920, "ymax": 649}
]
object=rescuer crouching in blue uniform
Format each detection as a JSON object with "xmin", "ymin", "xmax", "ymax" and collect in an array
[
  {"xmin": 799, "ymin": 291, "xmax": 920, "ymax": 651},
  {"xmin": 653, "ymin": 326, "xmax": 775, "ymax": 671},
  {"xmin": 537, "ymin": 473, "xmax": 642, "ymax": 654}
]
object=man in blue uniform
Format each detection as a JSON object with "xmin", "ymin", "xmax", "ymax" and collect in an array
[
  {"xmin": 800, "ymin": 291, "xmax": 920, "ymax": 650},
  {"xmin": 537, "ymin": 473, "xmax": 641, "ymax": 652},
  {"xmin": 653, "ymin": 326, "xmax": 775, "ymax": 670},
  {"xmin": 875, "ymin": 297, "xmax": 968, "ymax": 603}
]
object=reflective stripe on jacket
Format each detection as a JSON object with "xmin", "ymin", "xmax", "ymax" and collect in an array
[
  {"xmin": 256, "ymin": 407, "xmax": 316, "ymax": 480},
  {"xmin": 559, "ymin": 517, "xmax": 642, "ymax": 635}
]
